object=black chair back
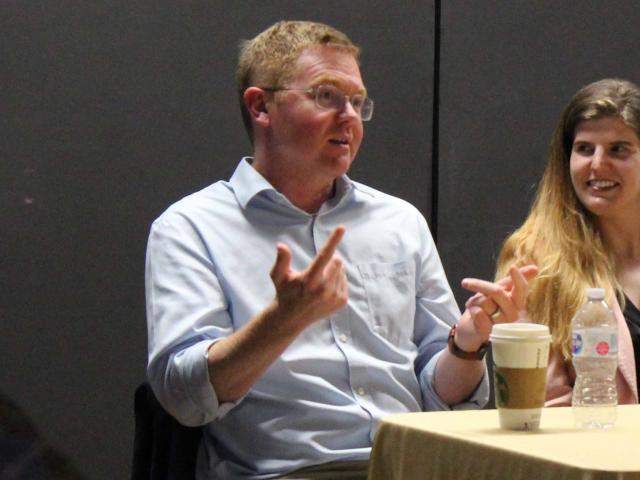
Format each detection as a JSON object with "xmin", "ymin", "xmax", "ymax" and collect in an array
[{"xmin": 131, "ymin": 383, "xmax": 202, "ymax": 480}]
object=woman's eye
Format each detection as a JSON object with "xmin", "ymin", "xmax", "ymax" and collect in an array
[
  {"xmin": 610, "ymin": 144, "xmax": 628, "ymax": 155},
  {"xmin": 573, "ymin": 143, "xmax": 593, "ymax": 155}
]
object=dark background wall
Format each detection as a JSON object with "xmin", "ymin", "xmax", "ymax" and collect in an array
[
  {"xmin": 1, "ymin": 2, "xmax": 434, "ymax": 479},
  {"xmin": 2, "ymin": 1, "xmax": 640, "ymax": 479}
]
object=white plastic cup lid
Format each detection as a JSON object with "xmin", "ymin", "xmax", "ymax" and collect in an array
[{"xmin": 490, "ymin": 323, "xmax": 551, "ymax": 342}]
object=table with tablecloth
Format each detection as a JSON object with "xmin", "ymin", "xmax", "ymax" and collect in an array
[{"xmin": 368, "ymin": 405, "xmax": 640, "ymax": 480}]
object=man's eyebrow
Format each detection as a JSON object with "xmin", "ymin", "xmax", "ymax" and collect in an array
[{"xmin": 311, "ymin": 75, "xmax": 367, "ymax": 95}]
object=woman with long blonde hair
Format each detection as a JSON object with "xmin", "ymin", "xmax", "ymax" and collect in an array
[{"xmin": 495, "ymin": 78, "xmax": 640, "ymax": 406}]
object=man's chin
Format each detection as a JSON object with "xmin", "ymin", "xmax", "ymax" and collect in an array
[{"xmin": 332, "ymin": 156, "xmax": 354, "ymax": 176}]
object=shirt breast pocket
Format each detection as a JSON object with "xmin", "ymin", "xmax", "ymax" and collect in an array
[{"xmin": 357, "ymin": 260, "xmax": 416, "ymax": 346}]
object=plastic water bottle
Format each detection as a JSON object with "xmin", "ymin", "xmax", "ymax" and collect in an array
[{"xmin": 571, "ymin": 288, "xmax": 618, "ymax": 428}]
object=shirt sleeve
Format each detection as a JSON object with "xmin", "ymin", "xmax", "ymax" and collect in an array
[
  {"xmin": 145, "ymin": 212, "xmax": 239, "ymax": 426},
  {"xmin": 411, "ymin": 212, "xmax": 490, "ymax": 410}
]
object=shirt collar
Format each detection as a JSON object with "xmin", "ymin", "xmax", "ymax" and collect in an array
[
  {"xmin": 230, "ymin": 157, "xmax": 357, "ymax": 212},
  {"xmin": 230, "ymin": 157, "xmax": 275, "ymax": 209}
]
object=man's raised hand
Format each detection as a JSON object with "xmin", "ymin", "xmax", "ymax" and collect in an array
[{"xmin": 270, "ymin": 226, "xmax": 348, "ymax": 329}]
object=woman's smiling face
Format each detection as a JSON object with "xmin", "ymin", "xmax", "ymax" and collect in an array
[{"xmin": 570, "ymin": 116, "xmax": 640, "ymax": 221}]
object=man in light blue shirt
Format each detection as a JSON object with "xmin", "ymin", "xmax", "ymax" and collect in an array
[{"xmin": 145, "ymin": 20, "xmax": 536, "ymax": 479}]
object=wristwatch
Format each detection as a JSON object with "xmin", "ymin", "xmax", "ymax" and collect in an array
[{"xmin": 447, "ymin": 324, "xmax": 489, "ymax": 361}]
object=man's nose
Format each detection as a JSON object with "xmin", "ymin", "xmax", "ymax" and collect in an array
[{"xmin": 340, "ymin": 98, "xmax": 360, "ymax": 120}]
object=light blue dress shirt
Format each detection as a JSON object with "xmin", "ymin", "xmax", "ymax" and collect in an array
[{"xmin": 145, "ymin": 158, "xmax": 489, "ymax": 479}]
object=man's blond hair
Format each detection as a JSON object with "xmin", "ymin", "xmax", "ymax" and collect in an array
[{"xmin": 236, "ymin": 21, "xmax": 360, "ymax": 142}]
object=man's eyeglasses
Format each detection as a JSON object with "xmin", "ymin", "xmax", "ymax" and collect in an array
[{"xmin": 261, "ymin": 84, "xmax": 374, "ymax": 121}]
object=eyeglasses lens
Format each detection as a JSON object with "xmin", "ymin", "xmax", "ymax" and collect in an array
[{"xmin": 315, "ymin": 85, "xmax": 373, "ymax": 121}]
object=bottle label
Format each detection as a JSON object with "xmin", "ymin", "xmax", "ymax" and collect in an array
[{"xmin": 572, "ymin": 328, "xmax": 618, "ymax": 357}]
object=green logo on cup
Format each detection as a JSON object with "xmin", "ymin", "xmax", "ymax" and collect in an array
[{"xmin": 494, "ymin": 369, "xmax": 509, "ymax": 406}]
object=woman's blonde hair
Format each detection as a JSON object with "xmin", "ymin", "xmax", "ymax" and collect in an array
[
  {"xmin": 236, "ymin": 20, "xmax": 359, "ymax": 143},
  {"xmin": 496, "ymin": 78, "xmax": 640, "ymax": 359}
]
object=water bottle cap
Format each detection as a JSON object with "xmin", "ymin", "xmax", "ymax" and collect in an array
[{"xmin": 586, "ymin": 287, "xmax": 605, "ymax": 300}]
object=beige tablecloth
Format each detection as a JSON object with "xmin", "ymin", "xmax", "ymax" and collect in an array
[{"xmin": 368, "ymin": 405, "xmax": 640, "ymax": 480}]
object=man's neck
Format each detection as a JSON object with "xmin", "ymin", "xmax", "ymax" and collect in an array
[{"xmin": 250, "ymin": 156, "xmax": 336, "ymax": 214}]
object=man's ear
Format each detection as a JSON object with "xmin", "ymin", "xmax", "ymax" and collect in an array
[{"xmin": 243, "ymin": 87, "xmax": 270, "ymax": 127}]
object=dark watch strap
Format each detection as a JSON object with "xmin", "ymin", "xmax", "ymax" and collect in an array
[{"xmin": 447, "ymin": 324, "xmax": 489, "ymax": 361}]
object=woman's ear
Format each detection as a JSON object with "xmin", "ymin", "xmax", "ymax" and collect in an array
[{"xmin": 243, "ymin": 87, "xmax": 270, "ymax": 127}]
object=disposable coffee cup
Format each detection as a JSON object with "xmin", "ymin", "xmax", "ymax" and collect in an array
[{"xmin": 490, "ymin": 323, "xmax": 551, "ymax": 430}]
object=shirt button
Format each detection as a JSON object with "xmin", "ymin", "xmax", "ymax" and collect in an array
[
  {"xmin": 357, "ymin": 387, "xmax": 365, "ymax": 396},
  {"xmin": 339, "ymin": 334, "xmax": 348, "ymax": 343}
]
